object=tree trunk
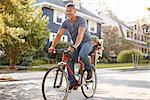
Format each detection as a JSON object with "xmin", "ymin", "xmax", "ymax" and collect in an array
[
  {"xmin": 9, "ymin": 64, "xmax": 16, "ymax": 69},
  {"xmin": 8, "ymin": 59, "xmax": 17, "ymax": 70}
]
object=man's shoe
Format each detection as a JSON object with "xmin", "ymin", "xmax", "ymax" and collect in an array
[
  {"xmin": 86, "ymin": 69, "xmax": 93, "ymax": 81},
  {"xmin": 69, "ymin": 83, "xmax": 78, "ymax": 90},
  {"xmin": 69, "ymin": 84, "xmax": 74, "ymax": 90}
]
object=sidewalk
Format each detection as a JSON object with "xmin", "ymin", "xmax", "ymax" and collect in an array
[
  {"xmin": 0, "ymin": 67, "xmax": 149, "ymax": 100},
  {"xmin": 0, "ymin": 65, "xmax": 149, "ymax": 82},
  {"xmin": 0, "ymin": 71, "xmax": 46, "ymax": 82}
]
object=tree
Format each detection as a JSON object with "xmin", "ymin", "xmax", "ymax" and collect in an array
[
  {"xmin": 103, "ymin": 26, "xmax": 133, "ymax": 55},
  {"xmin": 0, "ymin": 0, "xmax": 49, "ymax": 69}
]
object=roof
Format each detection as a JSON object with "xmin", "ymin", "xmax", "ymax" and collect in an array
[
  {"xmin": 110, "ymin": 17, "xmax": 132, "ymax": 30},
  {"xmin": 35, "ymin": 0, "xmax": 103, "ymax": 23}
]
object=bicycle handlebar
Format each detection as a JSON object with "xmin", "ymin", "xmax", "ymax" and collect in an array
[
  {"xmin": 52, "ymin": 49, "xmax": 72, "ymax": 58},
  {"xmin": 53, "ymin": 49, "xmax": 67, "ymax": 54}
]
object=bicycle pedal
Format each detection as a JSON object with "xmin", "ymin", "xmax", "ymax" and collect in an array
[
  {"xmin": 54, "ymin": 85, "xmax": 61, "ymax": 88},
  {"xmin": 73, "ymin": 85, "xmax": 78, "ymax": 90},
  {"xmin": 86, "ymin": 80, "xmax": 93, "ymax": 83}
]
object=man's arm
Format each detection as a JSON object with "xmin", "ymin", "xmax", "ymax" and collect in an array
[
  {"xmin": 73, "ymin": 27, "xmax": 86, "ymax": 48},
  {"xmin": 50, "ymin": 28, "xmax": 65, "ymax": 48}
]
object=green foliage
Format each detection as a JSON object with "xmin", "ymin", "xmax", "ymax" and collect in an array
[
  {"xmin": 99, "ymin": 57, "xmax": 109, "ymax": 63},
  {"xmin": 0, "ymin": 55, "xmax": 8, "ymax": 65},
  {"xmin": 117, "ymin": 49, "xmax": 143, "ymax": 63},
  {"xmin": 55, "ymin": 41, "xmax": 70, "ymax": 49},
  {"xmin": 31, "ymin": 59, "xmax": 47, "ymax": 66},
  {"xmin": 103, "ymin": 26, "xmax": 134, "ymax": 55},
  {"xmin": 98, "ymin": 50, "xmax": 116, "ymax": 63},
  {"xmin": 0, "ymin": 0, "xmax": 49, "ymax": 68},
  {"xmin": 140, "ymin": 59, "xmax": 150, "ymax": 64},
  {"xmin": 49, "ymin": 41, "xmax": 70, "ymax": 63}
]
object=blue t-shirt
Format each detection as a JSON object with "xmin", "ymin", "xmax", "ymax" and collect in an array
[{"xmin": 60, "ymin": 16, "xmax": 92, "ymax": 44}]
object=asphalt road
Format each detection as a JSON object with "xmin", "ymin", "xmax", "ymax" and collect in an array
[{"xmin": 0, "ymin": 68, "xmax": 150, "ymax": 100}]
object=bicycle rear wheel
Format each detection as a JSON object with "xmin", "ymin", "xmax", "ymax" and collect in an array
[
  {"xmin": 81, "ymin": 69, "xmax": 97, "ymax": 98},
  {"xmin": 42, "ymin": 66, "xmax": 69, "ymax": 100}
]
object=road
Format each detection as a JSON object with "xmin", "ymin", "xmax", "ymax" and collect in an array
[{"xmin": 0, "ymin": 68, "xmax": 150, "ymax": 100}]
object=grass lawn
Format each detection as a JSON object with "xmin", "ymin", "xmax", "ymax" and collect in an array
[
  {"xmin": 30, "ymin": 63, "xmax": 149, "ymax": 71},
  {"xmin": 0, "ymin": 63, "xmax": 149, "ymax": 72},
  {"xmin": 96, "ymin": 63, "xmax": 150, "ymax": 68}
]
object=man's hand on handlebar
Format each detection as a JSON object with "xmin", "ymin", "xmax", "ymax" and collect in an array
[
  {"xmin": 67, "ymin": 45, "xmax": 76, "ymax": 52},
  {"xmin": 49, "ymin": 47, "xmax": 55, "ymax": 54},
  {"xmin": 67, "ymin": 47, "xmax": 74, "ymax": 52}
]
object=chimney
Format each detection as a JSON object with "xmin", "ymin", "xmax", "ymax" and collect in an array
[
  {"xmin": 73, "ymin": 0, "xmax": 81, "ymax": 10},
  {"xmin": 62, "ymin": 0, "xmax": 73, "ymax": 3}
]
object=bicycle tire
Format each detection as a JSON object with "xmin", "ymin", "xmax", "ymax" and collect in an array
[
  {"xmin": 81, "ymin": 69, "xmax": 97, "ymax": 98},
  {"xmin": 42, "ymin": 66, "xmax": 69, "ymax": 100}
]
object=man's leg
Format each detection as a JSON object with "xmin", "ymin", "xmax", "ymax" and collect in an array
[
  {"xmin": 79, "ymin": 41, "xmax": 93, "ymax": 80},
  {"xmin": 79, "ymin": 41, "xmax": 93, "ymax": 70}
]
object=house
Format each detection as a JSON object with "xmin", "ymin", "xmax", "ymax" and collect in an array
[
  {"xmin": 34, "ymin": 0, "xmax": 103, "ymax": 42},
  {"xmin": 126, "ymin": 21, "xmax": 150, "ymax": 55},
  {"xmin": 99, "ymin": 13, "xmax": 150, "ymax": 55}
]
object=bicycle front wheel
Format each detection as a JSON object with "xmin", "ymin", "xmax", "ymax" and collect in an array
[
  {"xmin": 81, "ymin": 69, "xmax": 97, "ymax": 98},
  {"xmin": 42, "ymin": 66, "xmax": 69, "ymax": 100}
]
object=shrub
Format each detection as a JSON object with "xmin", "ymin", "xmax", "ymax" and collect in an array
[
  {"xmin": 140, "ymin": 59, "xmax": 150, "ymax": 64},
  {"xmin": 19, "ymin": 56, "xmax": 33, "ymax": 66},
  {"xmin": 0, "ymin": 55, "xmax": 8, "ymax": 65},
  {"xmin": 98, "ymin": 50, "xmax": 115, "ymax": 63},
  {"xmin": 31, "ymin": 59, "xmax": 47, "ymax": 66},
  {"xmin": 49, "ymin": 41, "xmax": 70, "ymax": 63},
  {"xmin": 56, "ymin": 41, "xmax": 70, "ymax": 49},
  {"xmin": 99, "ymin": 57, "xmax": 109, "ymax": 63},
  {"xmin": 117, "ymin": 49, "xmax": 143, "ymax": 63}
]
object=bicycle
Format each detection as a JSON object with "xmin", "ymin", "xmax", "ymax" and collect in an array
[{"xmin": 42, "ymin": 44, "xmax": 99, "ymax": 100}]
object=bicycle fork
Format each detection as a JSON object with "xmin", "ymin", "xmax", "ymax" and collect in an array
[{"xmin": 53, "ymin": 67, "xmax": 65, "ymax": 88}]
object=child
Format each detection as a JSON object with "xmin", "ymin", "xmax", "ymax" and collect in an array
[{"xmin": 90, "ymin": 36, "xmax": 104, "ymax": 65}]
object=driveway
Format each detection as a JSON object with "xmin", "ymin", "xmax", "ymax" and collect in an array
[{"xmin": 0, "ymin": 68, "xmax": 149, "ymax": 100}]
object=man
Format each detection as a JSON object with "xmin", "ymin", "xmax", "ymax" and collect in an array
[{"xmin": 49, "ymin": 3, "xmax": 93, "ymax": 90}]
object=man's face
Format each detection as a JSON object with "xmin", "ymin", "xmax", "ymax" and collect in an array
[{"xmin": 66, "ymin": 7, "xmax": 76, "ymax": 19}]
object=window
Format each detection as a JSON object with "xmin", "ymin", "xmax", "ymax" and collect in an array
[
  {"xmin": 146, "ymin": 28, "xmax": 149, "ymax": 33},
  {"xmin": 141, "ymin": 35, "xmax": 144, "ymax": 41},
  {"xmin": 143, "ymin": 28, "xmax": 145, "ymax": 33},
  {"xmin": 131, "ymin": 32, "xmax": 133, "ymax": 39},
  {"xmin": 49, "ymin": 33, "xmax": 56, "ymax": 41},
  {"xmin": 135, "ymin": 25, "xmax": 137, "ymax": 30},
  {"xmin": 145, "ymin": 36, "xmax": 147, "ymax": 42},
  {"xmin": 134, "ymin": 34, "xmax": 137, "ymax": 40},
  {"xmin": 74, "ymin": 3, "xmax": 80, "ymax": 9},
  {"xmin": 127, "ymin": 31, "xmax": 130, "ymax": 38},
  {"xmin": 61, "ymin": 35, "xmax": 68, "ymax": 42},
  {"xmin": 49, "ymin": 33, "xmax": 68, "ymax": 42},
  {"xmin": 62, "ymin": 37, "xmax": 65, "ymax": 41},
  {"xmin": 52, "ymin": 34, "xmax": 55, "ymax": 40},
  {"xmin": 142, "ymin": 48, "xmax": 144, "ymax": 52},
  {"xmin": 88, "ymin": 21, "xmax": 97, "ymax": 33},
  {"xmin": 53, "ymin": 10, "xmax": 65, "ymax": 25},
  {"xmin": 137, "ymin": 35, "xmax": 140, "ymax": 40}
]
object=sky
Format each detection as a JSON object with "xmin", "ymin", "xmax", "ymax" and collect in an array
[{"xmin": 81, "ymin": 0, "xmax": 150, "ymax": 22}]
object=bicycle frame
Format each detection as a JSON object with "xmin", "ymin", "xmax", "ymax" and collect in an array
[
  {"xmin": 53, "ymin": 46, "xmax": 99, "ymax": 88},
  {"xmin": 60, "ymin": 52, "xmax": 84, "ymax": 85}
]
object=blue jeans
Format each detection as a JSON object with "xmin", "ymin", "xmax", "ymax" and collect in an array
[{"xmin": 67, "ymin": 41, "xmax": 93, "ymax": 85}]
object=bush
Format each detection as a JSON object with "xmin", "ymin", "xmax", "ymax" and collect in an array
[
  {"xmin": 56, "ymin": 41, "xmax": 70, "ymax": 49},
  {"xmin": 49, "ymin": 41, "xmax": 70, "ymax": 63},
  {"xmin": 19, "ymin": 56, "xmax": 33, "ymax": 66},
  {"xmin": 31, "ymin": 59, "xmax": 47, "ymax": 66},
  {"xmin": 117, "ymin": 49, "xmax": 143, "ymax": 63},
  {"xmin": 98, "ymin": 50, "xmax": 115, "ymax": 63},
  {"xmin": 99, "ymin": 57, "xmax": 109, "ymax": 63},
  {"xmin": 0, "ymin": 55, "xmax": 8, "ymax": 65},
  {"xmin": 140, "ymin": 59, "xmax": 150, "ymax": 64}
]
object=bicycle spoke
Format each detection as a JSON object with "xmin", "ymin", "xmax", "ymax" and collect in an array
[
  {"xmin": 42, "ymin": 67, "xmax": 69, "ymax": 100},
  {"xmin": 81, "ymin": 70, "xmax": 97, "ymax": 98}
]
